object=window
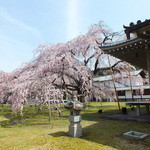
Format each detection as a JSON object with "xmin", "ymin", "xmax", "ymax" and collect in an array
[
  {"xmin": 117, "ymin": 91, "xmax": 125, "ymax": 96},
  {"xmin": 143, "ymin": 89, "xmax": 150, "ymax": 95}
]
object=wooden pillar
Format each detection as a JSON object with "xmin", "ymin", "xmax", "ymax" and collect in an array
[
  {"xmin": 146, "ymin": 105, "xmax": 150, "ymax": 113},
  {"xmin": 136, "ymin": 105, "xmax": 141, "ymax": 116},
  {"xmin": 127, "ymin": 64, "xmax": 134, "ymax": 100},
  {"xmin": 145, "ymin": 44, "xmax": 150, "ymax": 87},
  {"xmin": 107, "ymin": 55, "xmax": 121, "ymax": 112}
]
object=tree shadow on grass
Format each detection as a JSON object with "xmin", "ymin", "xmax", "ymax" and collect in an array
[
  {"xmin": 0, "ymin": 105, "xmax": 69, "ymax": 127},
  {"xmin": 49, "ymin": 122, "xmax": 150, "ymax": 150},
  {"xmin": 49, "ymin": 121, "xmax": 127, "ymax": 150},
  {"xmin": 81, "ymin": 109, "xmax": 119, "ymax": 121},
  {"xmin": 49, "ymin": 109, "xmax": 150, "ymax": 150},
  {"xmin": 81, "ymin": 116, "xmax": 150, "ymax": 149},
  {"xmin": 49, "ymin": 131, "xmax": 67, "ymax": 137}
]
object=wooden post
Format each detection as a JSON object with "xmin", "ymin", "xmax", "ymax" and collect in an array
[
  {"xmin": 146, "ymin": 105, "xmax": 150, "ymax": 113},
  {"xmin": 136, "ymin": 105, "xmax": 141, "ymax": 116},
  {"xmin": 48, "ymin": 101, "xmax": 51, "ymax": 122},
  {"xmin": 107, "ymin": 55, "xmax": 121, "ymax": 112},
  {"xmin": 127, "ymin": 64, "xmax": 134, "ymax": 100},
  {"xmin": 145, "ymin": 44, "xmax": 150, "ymax": 87}
]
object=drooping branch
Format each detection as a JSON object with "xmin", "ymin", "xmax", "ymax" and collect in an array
[
  {"xmin": 93, "ymin": 53, "xmax": 103, "ymax": 75},
  {"xmin": 84, "ymin": 53, "xmax": 95, "ymax": 66},
  {"xmin": 0, "ymin": 20, "xmax": 137, "ymax": 115},
  {"xmin": 94, "ymin": 60, "xmax": 123, "ymax": 75}
]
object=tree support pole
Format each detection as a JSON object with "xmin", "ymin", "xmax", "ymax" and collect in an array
[
  {"xmin": 145, "ymin": 44, "xmax": 150, "ymax": 87},
  {"xmin": 127, "ymin": 64, "xmax": 134, "ymax": 100},
  {"xmin": 107, "ymin": 55, "xmax": 121, "ymax": 112}
]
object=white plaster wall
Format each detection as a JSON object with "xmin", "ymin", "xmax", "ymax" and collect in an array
[{"xmin": 125, "ymin": 90, "xmax": 132, "ymax": 98}]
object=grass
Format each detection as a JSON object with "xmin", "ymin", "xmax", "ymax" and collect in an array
[{"xmin": 0, "ymin": 102, "xmax": 150, "ymax": 150}]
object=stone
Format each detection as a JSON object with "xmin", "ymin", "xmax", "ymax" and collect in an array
[
  {"xmin": 69, "ymin": 115, "xmax": 82, "ymax": 122},
  {"xmin": 123, "ymin": 131, "xmax": 149, "ymax": 140},
  {"xmin": 68, "ymin": 122, "xmax": 82, "ymax": 138},
  {"xmin": 64, "ymin": 96, "xmax": 85, "ymax": 138},
  {"xmin": 68, "ymin": 113, "xmax": 83, "ymax": 138}
]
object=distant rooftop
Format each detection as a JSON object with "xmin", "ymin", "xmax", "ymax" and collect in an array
[
  {"xmin": 100, "ymin": 19, "xmax": 150, "ymax": 70},
  {"xmin": 93, "ymin": 69, "xmax": 144, "ymax": 82}
]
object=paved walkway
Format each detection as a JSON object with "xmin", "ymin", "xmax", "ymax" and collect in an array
[{"xmin": 102, "ymin": 111, "xmax": 150, "ymax": 123}]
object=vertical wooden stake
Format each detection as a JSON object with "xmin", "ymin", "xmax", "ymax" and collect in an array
[
  {"xmin": 107, "ymin": 55, "xmax": 121, "ymax": 112},
  {"xmin": 48, "ymin": 101, "xmax": 51, "ymax": 122},
  {"xmin": 145, "ymin": 44, "xmax": 150, "ymax": 87},
  {"xmin": 127, "ymin": 64, "xmax": 134, "ymax": 100}
]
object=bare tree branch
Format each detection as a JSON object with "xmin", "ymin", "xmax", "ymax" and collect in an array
[{"xmin": 94, "ymin": 60, "xmax": 123, "ymax": 75}]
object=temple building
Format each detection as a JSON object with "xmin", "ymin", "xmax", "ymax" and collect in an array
[
  {"xmin": 93, "ymin": 69, "xmax": 150, "ymax": 101},
  {"xmin": 100, "ymin": 19, "xmax": 150, "ymax": 83},
  {"xmin": 99, "ymin": 19, "xmax": 150, "ymax": 101}
]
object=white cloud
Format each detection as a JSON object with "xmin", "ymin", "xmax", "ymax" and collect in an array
[
  {"xmin": 66, "ymin": 0, "xmax": 80, "ymax": 40},
  {"xmin": 0, "ymin": 6, "xmax": 42, "ymax": 38}
]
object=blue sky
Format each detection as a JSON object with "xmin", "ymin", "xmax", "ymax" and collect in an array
[{"xmin": 0, "ymin": 0, "xmax": 150, "ymax": 72}]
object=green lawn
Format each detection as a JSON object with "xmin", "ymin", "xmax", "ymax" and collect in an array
[{"xmin": 0, "ymin": 102, "xmax": 150, "ymax": 150}]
